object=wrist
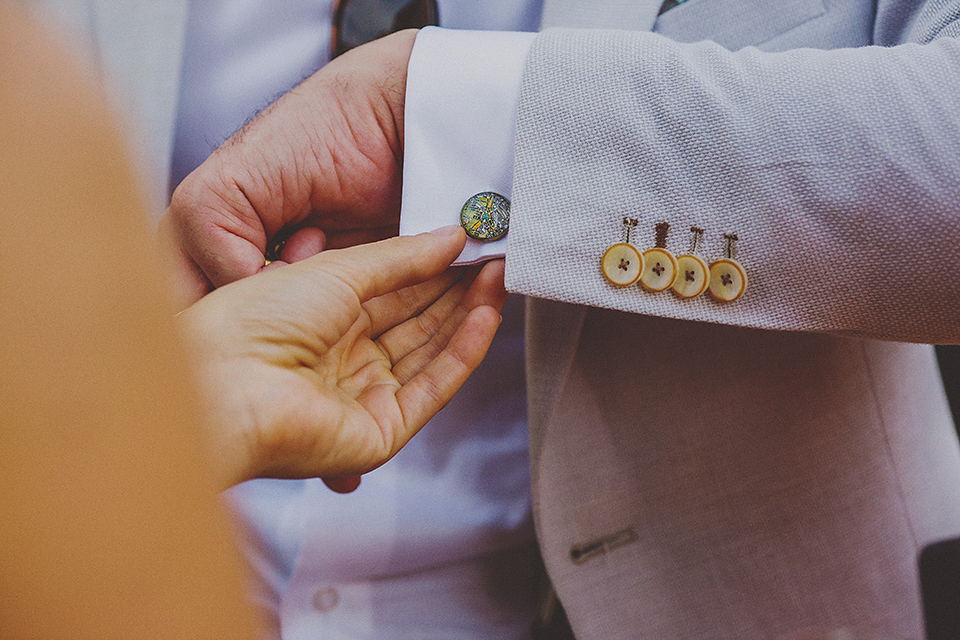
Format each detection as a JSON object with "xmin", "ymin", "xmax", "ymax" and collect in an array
[
  {"xmin": 175, "ymin": 301, "xmax": 254, "ymax": 489},
  {"xmin": 324, "ymin": 28, "xmax": 417, "ymax": 160}
]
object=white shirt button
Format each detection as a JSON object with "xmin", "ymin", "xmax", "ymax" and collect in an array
[{"xmin": 311, "ymin": 586, "xmax": 340, "ymax": 613}]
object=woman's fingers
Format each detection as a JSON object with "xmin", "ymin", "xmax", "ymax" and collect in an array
[
  {"xmin": 394, "ymin": 304, "xmax": 503, "ymax": 436},
  {"xmin": 370, "ymin": 268, "xmax": 478, "ymax": 364},
  {"xmin": 341, "ymin": 261, "xmax": 505, "ymax": 468},
  {"xmin": 319, "ymin": 227, "xmax": 467, "ymax": 304},
  {"xmin": 389, "ymin": 260, "xmax": 506, "ymax": 384},
  {"xmin": 362, "ymin": 268, "xmax": 463, "ymax": 338}
]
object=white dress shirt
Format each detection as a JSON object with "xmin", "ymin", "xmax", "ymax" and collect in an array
[
  {"xmin": 401, "ymin": 27, "xmax": 535, "ymax": 264},
  {"xmin": 170, "ymin": 2, "xmax": 542, "ymax": 639}
]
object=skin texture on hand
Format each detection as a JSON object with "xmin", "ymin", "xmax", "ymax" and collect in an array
[
  {"xmin": 179, "ymin": 228, "xmax": 507, "ymax": 488},
  {"xmin": 160, "ymin": 29, "xmax": 418, "ymax": 305}
]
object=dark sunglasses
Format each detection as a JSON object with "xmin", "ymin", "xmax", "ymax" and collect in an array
[{"xmin": 331, "ymin": 0, "xmax": 439, "ymax": 59}]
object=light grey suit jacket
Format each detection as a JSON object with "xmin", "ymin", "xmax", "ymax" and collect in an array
[
  {"xmin": 29, "ymin": 0, "xmax": 960, "ymax": 638},
  {"xmin": 509, "ymin": 1, "xmax": 960, "ymax": 638}
]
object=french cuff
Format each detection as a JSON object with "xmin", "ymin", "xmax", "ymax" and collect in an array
[{"xmin": 400, "ymin": 26, "xmax": 535, "ymax": 265}]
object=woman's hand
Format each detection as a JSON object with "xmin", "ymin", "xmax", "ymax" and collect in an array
[{"xmin": 180, "ymin": 227, "xmax": 506, "ymax": 489}]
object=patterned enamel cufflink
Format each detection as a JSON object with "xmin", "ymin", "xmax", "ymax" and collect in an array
[{"xmin": 460, "ymin": 192, "xmax": 510, "ymax": 241}]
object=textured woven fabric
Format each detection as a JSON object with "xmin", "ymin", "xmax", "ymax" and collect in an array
[
  {"xmin": 508, "ymin": 20, "xmax": 960, "ymax": 342},
  {"xmin": 510, "ymin": 1, "xmax": 960, "ymax": 638}
]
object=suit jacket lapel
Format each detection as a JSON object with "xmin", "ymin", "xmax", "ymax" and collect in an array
[{"xmin": 540, "ymin": 0, "xmax": 662, "ymax": 30}]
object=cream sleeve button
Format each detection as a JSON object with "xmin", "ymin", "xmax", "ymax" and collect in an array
[
  {"xmin": 672, "ymin": 254, "xmax": 710, "ymax": 298},
  {"xmin": 601, "ymin": 243, "xmax": 643, "ymax": 286},
  {"xmin": 708, "ymin": 259, "xmax": 747, "ymax": 302},
  {"xmin": 640, "ymin": 248, "xmax": 678, "ymax": 292}
]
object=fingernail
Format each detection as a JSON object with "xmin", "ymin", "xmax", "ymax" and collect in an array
[{"xmin": 428, "ymin": 225, "xmax": 461, "ymax": 236}]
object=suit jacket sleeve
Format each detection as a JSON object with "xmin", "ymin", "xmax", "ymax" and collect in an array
[{"xmin": 504, "ymin": 1, "xmax": 960, "ymax": 344}]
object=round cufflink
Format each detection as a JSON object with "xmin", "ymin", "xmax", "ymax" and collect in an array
[
  {"xmin": 601, "ymin": 218, "xmax": 643, "ymax": 286},
  {"xmin": 708, "ymin": 234, "xmax": 747, "ymax": 302},
  {"xmin": 460, "ymin": 191, "xmax": 510, "ymax": 242},
  {"xmin": 672, "ymin": 227, "xmax": 709, "ymax": 299},
  {"xmin": 640, "ymin": 222, "xmax": 678, "ymax": 292}
]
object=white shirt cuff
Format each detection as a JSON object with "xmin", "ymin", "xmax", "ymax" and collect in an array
[{"xmin": 400, "ymin": 26, "xmax": 535, "ymax": 265}]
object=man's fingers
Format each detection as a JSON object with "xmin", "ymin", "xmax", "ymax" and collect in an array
[
  {"xmin": 156, "ymin": 213, "xmax": 215, "ymax": 308},
  {"xmin": 161, "ymin": 30, "xmax": 416, "ymax": 298},
  {"xmin": 279, "ymin": 226, "xmax": 327, "ymax": 263},
  {"xmin": 321, "ymin": 475, "xmax": 362, "ymax": 493},
  {"xmin": 165, "ymin": 168, "xmax": 282, "ymax": 288},
  {"xmin": 394, "ymin": 304, "xmax": 502, "ymax": 436},
  {"xmin": 323, "ymin": 225, "xmax": 399, "ymax": 250}
]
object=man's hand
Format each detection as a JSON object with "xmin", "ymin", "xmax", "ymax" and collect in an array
[
  {"xmin": 160, "ymin": 30, "xmax": 417, "ymax": 304},
  {"xmin": 180, "ymin": 228, "xmax": 506, "ymax": 489}
]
